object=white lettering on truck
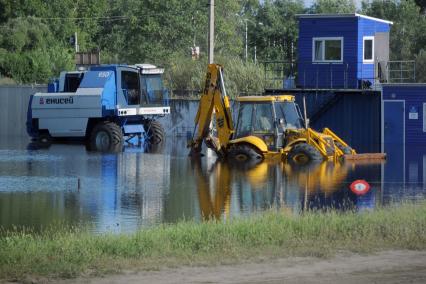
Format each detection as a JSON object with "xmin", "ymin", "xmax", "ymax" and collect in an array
[
  {"xmin": 98, "ymin": 72, "xmax": 111, "ymax": 78},
  {"xmin": 40, "ymin": 97, "xmax": 74, "ymax": 105}
]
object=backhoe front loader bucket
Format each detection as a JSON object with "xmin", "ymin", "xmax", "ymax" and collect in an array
[{"xmin": 322, "ymin": 128, "xmax": 386, "ymax": 161}]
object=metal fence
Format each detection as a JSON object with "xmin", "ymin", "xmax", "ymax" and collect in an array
[
  {"xmin": 263, "ymin": 60, "xmax": 419, "ymax": 90},
  {"xmin": 0, "ymin": 87, "xmax": 201, "ymax": 139},
  {"xmin": 381, "ymin": 61, "xmax": 416, "ymax": 83},
  {"xmin": 0, "ymin": 85, "xmax": 47, "ymax": 138}
]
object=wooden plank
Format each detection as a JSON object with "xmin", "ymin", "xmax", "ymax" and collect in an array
[{"xmin": 344, "ymin": 153, "xmax": 387, "ymax": 160}]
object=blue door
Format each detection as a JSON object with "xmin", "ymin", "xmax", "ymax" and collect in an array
[
  {"xmin": 383, "ymin": 100, "xmax": 405, "ymax": 185},
  {"xmin": 384, "ymin": 101, "xmax": 404, "ymax": 146}
]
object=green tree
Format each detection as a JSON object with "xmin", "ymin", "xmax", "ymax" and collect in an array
[
  {"xmin": 362, "ymin": 0, "xmax": 426, "ymax": 60},
  {"xmin": 0, "ymin": 17, "xmax": 73, "ymax": 83},
  {"xmin": 0, "ymin": 0, "xmax": 43, "ymax": 23},
  {"xmin": 415, "ymin": 49, "xmax": 426, "ymax": 82},
  {"xmin": 309, "ymin": 0, "xmax": 356, "ymax": 13},
  {"xmin": 164, "ymin": 55, "xmax": 266, "ymax": 98},
  {"xmin": 415, "ymin": 0, "xmax": 426, "ymax": 13},
  {"xmin": 253, "ymin": 0, "xmax": 304, "ymax": 62}
]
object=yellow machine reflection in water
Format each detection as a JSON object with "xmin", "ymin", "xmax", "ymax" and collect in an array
[
  {"xmin": 191, "ymin": 158, "xmax": 232, "ymax": 221},
  {"xmin": 191, "ymin": 157, "xmax": 275, "ymax": 221},
  {"xmin": 282, "ymin": 162, "xmax": 350, "ymax": 196},
  {"xmin": 190, "ymin": 156, "xmax": 378, "ymax": 220}
]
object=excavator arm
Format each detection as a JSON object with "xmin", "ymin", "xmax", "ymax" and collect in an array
[{"xmin": 188, "ymin": 64, "xmax": 234, "ymax": 158}]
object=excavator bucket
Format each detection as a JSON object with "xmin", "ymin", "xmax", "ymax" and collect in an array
[{"xmin": 322, "ymin": 128, "xmax": 386, "ymax": 161}]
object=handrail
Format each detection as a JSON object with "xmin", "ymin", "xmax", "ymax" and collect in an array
[{"xmin": 262, "ymin": 60, "xmax": 418, "ymax": 90}]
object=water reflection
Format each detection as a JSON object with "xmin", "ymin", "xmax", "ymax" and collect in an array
[
  {"xmin": 0, "ymin": 138, "xmax": 424, "ymax": 233},
  {"xmin": 188, "ymin": 157, "xmax": 386, "ymax": 220}
]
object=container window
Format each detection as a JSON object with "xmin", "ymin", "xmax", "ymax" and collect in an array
[
  {"xmin": 313, "ymin": 38, "xmax": 343, "ymax": 62},
  {"xmin": 314, "ymin": 41, "xmax": 323, "ymax": 61},
  {"xmin": 363, "ymin": 36, "xmax": 374, "ymax": 63}
]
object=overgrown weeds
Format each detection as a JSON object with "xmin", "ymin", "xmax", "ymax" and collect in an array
[{"xmin": 0, "ymin": 203, "xmax": 425, "ymax": 280}]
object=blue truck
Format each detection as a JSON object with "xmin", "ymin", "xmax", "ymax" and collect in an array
[{"xmin": 27, "ymin": 64, "xmax": 170, "ymax": 151}]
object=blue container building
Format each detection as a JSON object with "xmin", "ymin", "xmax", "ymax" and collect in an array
[
  {"xmin": 297, "ymin": 13, "xmax": 392, "ymax": 89},
  {"xmin": 269, "ymin": 13, "xmax": 426, "ymax": 190},
  {"xmin": 281, "ymin": 14, "xmax": 395, "ymax": 152}
]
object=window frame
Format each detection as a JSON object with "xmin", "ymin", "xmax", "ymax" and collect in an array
[
  {"xmin": 312, "ymin": 37, "xmax": 344, "ymax": 63},
  {"xmin": 423, "ymin": 103, "xmax": 426, "ymax": 133},
  {"xmin": 363, "ymin": 36, "xmax": 375, "ymax": 63},
  {"xmin": 235, "ymin": 102, "xmax": 254, "ymax": 138},
  {"xmin": 121, "ymin": 70, "xmax": 141, "ymax": 105}
]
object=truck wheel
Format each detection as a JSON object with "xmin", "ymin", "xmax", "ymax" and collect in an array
[
  {"xmin": 287, "ymin": 143, "xmax": 323, "ymax": 165},
  {"xmin": 89, "ymin": 121, "xmax": 123, "ymax": 152},
  {"xmin": 37, "ymin": 132, "xmax": 52, "ymax": 145},
  {"xmin": 335, "ymin": 141, "xmax": 353, "ymax": 155},
  {"xmin": 30, "ymin": 132, "xmax": 52, "ymax": 149},
  {"xmin": 145, "ymin": 120, "xmax": 165, "ymax": 145},
  {"xmin": 228, "ymin": 143, "xmax": 264, "ymax": 164}
]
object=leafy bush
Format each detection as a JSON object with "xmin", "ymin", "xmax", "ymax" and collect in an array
[
  {"xmin": 164, "ymin": 55, "xmax": 267, "ymax": 98},
  {"xmin": 163, "ymin": 55, "xmax": 205, "ymax": 96},
  {"xmin": 217, "ymin": 56, "xmax": 266, "ymax": 97},
  {"xmin": 0, "ymin": 17, "xmax": 74, "ymax": 84}
]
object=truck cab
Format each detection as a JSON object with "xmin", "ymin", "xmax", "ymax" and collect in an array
[{"xmin": 234, "ymin": 96, "xmax": 304, "ymax": 151}]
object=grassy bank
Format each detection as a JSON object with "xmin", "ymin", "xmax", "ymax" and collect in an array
[{"xmin": 1, "ymin": 203, "xmax": 425, "ymax": 280}]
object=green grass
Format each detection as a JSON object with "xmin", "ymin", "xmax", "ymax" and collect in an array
[{"xmin": 1, "ymin": 203, "xmax": 425, "ymax": 280}]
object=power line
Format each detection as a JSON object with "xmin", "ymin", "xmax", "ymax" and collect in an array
[
  {"xmin": 0, "ymin": 11, "xmax": 204, "ymax": 28},
  {"xmin": 36, "ymin": 15, "xmax": 130, "ymax": 20}
]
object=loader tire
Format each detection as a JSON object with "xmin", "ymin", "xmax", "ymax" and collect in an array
[
  {"xmin": 145, "ymin": 120, "xmax": 165, "ymax": 145},
  {"xmin": 287, "ymin": 143, "xmax": 323, "ymax": 165},
  {"xmin": 335, "ymin": 141, "xmax": 353, "ymax": 155},
  {"xmin": 89, "ymin": 121, "xmax": 123, "ymax": 152},
  {"xmin": 228, "ymin": 143, "xmax": 264, "ymax": 164}
]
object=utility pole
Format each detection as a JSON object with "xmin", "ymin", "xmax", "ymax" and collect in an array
[
  {"xmin": 208, "ymin": 0, "xmax": 214, "ymax": 64},
  {"xmin": 245, "ymin": 20, "xmax": 248, "ymax": 62},
  {"xmin": 74, "ymin": 31, "xmax": 79, "ymax": 53}
]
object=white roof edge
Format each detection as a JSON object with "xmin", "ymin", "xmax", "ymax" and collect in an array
[
  {"xmin": 355, "ymin": 13, "xmax": 393, "ymax": 25},
  {"xmin": 296, "ymin": 13, "xmax": 393, "ymax": 25},
  {"xmin": 382, "ymin": 83, "xmax": 426, "ymax": 86}
]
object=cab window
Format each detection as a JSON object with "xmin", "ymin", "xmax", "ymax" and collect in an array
[
  {"xmin": 63, "ymin": 73, "xmax": 84, "ymax": 92},
  {"xmin": 121, "ymin": 71, "xmax": 140, "ymax": 105},
  {"xmin": 275, "ymin": 102, "xmax": 303, "ymax": 130},
  {"xmin": 141, "ymin": 74, "xmax": 165, "ymax": 105},
  {"xmin": 236, "ymin": 103, "xmax": 253, "ymax": 137},
  {"xmin": 253, "ymin": 103, "xmax": 274, "ymax": 133}
]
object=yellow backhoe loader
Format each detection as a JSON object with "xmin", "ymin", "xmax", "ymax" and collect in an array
[{"xmin": 188, "ymin": 64, "xmax": 385, "ymax": 165}]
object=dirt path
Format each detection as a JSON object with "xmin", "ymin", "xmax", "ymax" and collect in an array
[{"xmin": 64, "ymin": 250, "xmax": 426, "ymax": 284}]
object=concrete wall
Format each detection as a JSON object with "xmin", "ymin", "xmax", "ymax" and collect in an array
[
  {"xmin": 0, "ymin": 85, "xmax": 200, "ymax": 140},
  {"xmin": 0, "ymin": 85, "xmax": 47, "ymax": 140}
]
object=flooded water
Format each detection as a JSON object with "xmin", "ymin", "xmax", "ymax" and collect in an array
[{"xmin": 0, "ymin": 136, "xmax": 424, "ymax": 234}]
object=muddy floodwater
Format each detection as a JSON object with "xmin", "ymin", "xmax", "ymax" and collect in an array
[{"xmin": 0, "ymin": 137, "xmax": 425, "ymax": 234}]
